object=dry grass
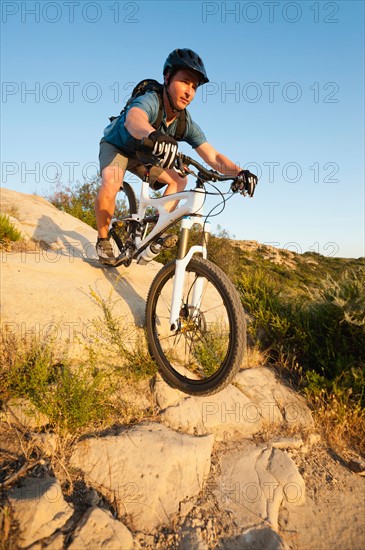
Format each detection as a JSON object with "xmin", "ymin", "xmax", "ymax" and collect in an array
[
  {"xmin": 242, "ymin": 345, "xmax": 268, "ymax": 369},
  {"xmin": 307, "ymin": 390, "xmax": 365, "ymax": 457}
]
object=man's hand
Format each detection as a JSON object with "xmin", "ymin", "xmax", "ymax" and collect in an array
[
  {"xmin": 148, "ymin": 131, "xmax": 178, "ymax": 169},
  {"xmin": 233, "ymin": 170, "xmax": 258, "ymax": 197}
]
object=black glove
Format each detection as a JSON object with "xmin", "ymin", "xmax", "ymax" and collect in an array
[
  {"xmin": 148, "ymin": 131, "xmax": 178, "ymax": 169},
  {"xmin": 233, "ymin": 170, "xmax": 258, "ymax": 197}
]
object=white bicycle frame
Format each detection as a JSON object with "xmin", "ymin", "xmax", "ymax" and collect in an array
[{"xmin": 129, "ymin": 178, "xmax": 211, "ymax": 330}]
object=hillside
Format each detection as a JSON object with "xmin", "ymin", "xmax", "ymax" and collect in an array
[
  {"xmin": 0, "ymin": 188, "xmax": 364, "ymax": 550},
  {"xmin": 232, "ymin": 239, "xmax": 364, "ymax": 295}
]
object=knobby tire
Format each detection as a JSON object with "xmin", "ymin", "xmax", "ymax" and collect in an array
[{"xmin": 146, "ymin": 256, "xmax": 247, "ymax": 396}]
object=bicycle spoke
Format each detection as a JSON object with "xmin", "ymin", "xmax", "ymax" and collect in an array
[{"xmin": 152, "ymin": 269, "xmax": 232, "ymax": 379}]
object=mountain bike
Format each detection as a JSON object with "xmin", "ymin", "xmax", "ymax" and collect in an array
[{"xmin": 108, "ymin": 141, "xmax": 252, "ymax": 396}]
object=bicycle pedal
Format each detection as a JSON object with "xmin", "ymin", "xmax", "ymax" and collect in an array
[
  {"xmin": 161, "ymin": 234, "xmax": 178, "ymax": 249},
  {"xmin": 113, "ymin": 252, "xmax": 128, "ymax": 267}
]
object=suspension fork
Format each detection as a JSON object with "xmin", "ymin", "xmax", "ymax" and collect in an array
[{"xmin": 169, "ymin": 217, "xmax": 211, "ymax": 330}]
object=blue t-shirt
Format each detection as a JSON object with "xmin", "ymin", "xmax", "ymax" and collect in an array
[{"xmin": 102, "ymin": 91, "xmax": 207, "ymax": 155}]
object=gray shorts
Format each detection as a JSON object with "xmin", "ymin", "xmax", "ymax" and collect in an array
[{"xmin": 99, "ymin": 139, "xmax": 166, "ymax": 190}]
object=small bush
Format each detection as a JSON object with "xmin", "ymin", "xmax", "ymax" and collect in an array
[
  {"xmin": 304, "ymin": 368, "xmax": 365, "ymax": 453},
  {"xmin": 0, "ymin": 213, "xmax": 22, "ymax": 243},
  {"xmin": 1, "ymin": 334, "xmax": 117, "ymax": 433}
]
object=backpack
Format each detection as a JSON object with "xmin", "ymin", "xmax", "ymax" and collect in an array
[{"xmin": 109, "ymin": 79, "xmax": 187, "ymax": 141}]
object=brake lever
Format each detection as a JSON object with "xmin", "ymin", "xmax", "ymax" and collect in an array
[
  {"xmin": 173, "ymin": 156, "xmax": 196, "ymax": 178},
  {"xmin": 175, "ymin": 155, "xmax": 185, "ymax": 174},
  {"xmin": 231, "ymin": 176, "xmax": 244, "ymax": 194},
  {"xmin": 231, "ymin": 174, "xmax": 256, "ymax": 197}
]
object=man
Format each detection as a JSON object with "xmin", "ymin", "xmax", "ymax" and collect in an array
[{"xmin": 95, "ymin": 48, "xmax": 257, "ymax": 265}]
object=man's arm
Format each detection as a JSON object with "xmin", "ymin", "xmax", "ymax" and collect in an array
[
  {"xmin": 124, "ymin": 107, "xmax": 155, "ymax": 140},
  {"xmin": 125, "ymin": 107, "xmax": 178, "ymax": 170},
  {"xmin": 195, "ymin": 142, "xmax": 242, "ymax": 176}
]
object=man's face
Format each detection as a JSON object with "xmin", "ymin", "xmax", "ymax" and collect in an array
[{"xmin": 166, "ymin": 69, "xmax": 200, "ymax": 110}]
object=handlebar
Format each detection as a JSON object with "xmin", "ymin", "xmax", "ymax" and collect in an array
[{"xmin": 140, "ymin": 137, "xmax": 240, "ymax": 186}]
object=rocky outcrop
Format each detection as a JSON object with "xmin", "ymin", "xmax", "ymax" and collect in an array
[
  {"xmin": 8, "ymin": 476, "xmax": 73, "ymax": 548},
  {"xmin": 0, "ymin": 188, "xmax": 162, "ymax": 362},
  {"xmin": 6, "ymin": 377, "xmax": 313, "ymax": 547},
  {"xmin": 156, "ymin": 367, "xmax": 313, "ymax": 441},
  {"xmin": 69, "ymin": 422, "xmax": 214, "ymax": 532},
  {"xmin": 68, "ymin": 507, "xmax": 134, "ymax": 550},
  {"xmin": 215, "ymin": 443, "xmax": 305, "ymax": 532}
]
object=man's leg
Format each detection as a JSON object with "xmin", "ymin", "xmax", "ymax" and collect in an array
[
  {"xmin": 95, "ymin": 164, "xmax": 125, "ymax": 238},
  {"xmin": 151, "ymin": 168, "xmax": 188, "ymax": 212},
  {"xmin": 95, "ymin": 165, "xmax": 126, "ymax": 265},
  {"xmin": 95, "ymin": 141, "xmax": 127, "ymax": 265}
]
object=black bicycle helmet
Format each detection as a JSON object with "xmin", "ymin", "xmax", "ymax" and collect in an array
[{"xmin": 163, "ymin": 48, "xmax": 209, "ymax": 85}]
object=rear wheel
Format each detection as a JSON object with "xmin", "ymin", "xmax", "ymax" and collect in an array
[
  {"xmin": 121, "ymin": 181, "xmax": 138, "ymax": 214},
  {"xmin": 109, "ymin": 181, "xmax": 137, "ymax": 256},
  {"xmin": 146, "ymin": 256, "xmax": 246, "ymax": 396}
]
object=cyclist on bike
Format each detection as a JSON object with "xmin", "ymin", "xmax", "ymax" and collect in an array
[{"xmin": 95, "ymin": 48, "xmax": 257, "ymax": 266}]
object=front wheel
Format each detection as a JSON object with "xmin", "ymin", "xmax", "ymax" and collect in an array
[{"xmin": 145, "ymin": 257, "xmax": 247, "ymax": 396}]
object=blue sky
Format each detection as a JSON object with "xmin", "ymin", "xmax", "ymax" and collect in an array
[{"xmin": 1, "ymin": 0, "xmax": 364, "ymax": 258}]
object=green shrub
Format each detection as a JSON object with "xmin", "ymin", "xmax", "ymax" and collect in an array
[
  {"xmin": 0, "ymin": 213, "xmax": 22, "ymax": 243},
  {"xmin": 1, "ymin": 336, "xmax": 117, "ymax": 432},
  {"xmin": 237, "ymin": 268, "xmax": 365, "ymax": 407}
]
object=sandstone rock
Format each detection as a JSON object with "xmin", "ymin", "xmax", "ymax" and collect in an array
[
  {"xmin": 269, "ymin": 448, "xmax": 305, "ymax": 506},
  {"xmin": 152, "ymin": 374, "xmax": 186, "ymax": 409},
  {"xmin": 0, "ymin": 189, "xmax": 96, "ymax": 248},
  {"xmin": 271, "ymin": 437, "xmax": 303, "ymax": 450},
  {"xmin": 217, "ymin": 526, "xmax": 289, "ymax": 549},
  {"xmin": 235, "ymin": 368, "xmax": 313, "ymax": 428},
  {"xmin": 8, "ymin": 476, "xmax": 73, "ymax": 548},
  {"xmin": 179, "ymin": 499, "xmax": 195, "ymax": 518},
  {"xmin": 158, "ymin": 367, "xmax": 313, "ymax": 441},
  {"xmin": 33, "ymin": 531, "xmax": 65, "ymax": 550},
  {"xmin": 45, "ymin": 531, "xmax": 65, "ymax": 549},
  {"xmin": 216, "ymin": 444, "xmax": 268, "ymax": 529},
  {"xmin": 216, "ymin": 443, "xmax": 305, "ymax": 532},
  {"xmin": 69, "ymin": 422, "xmax": 214, "ymax": 532},
  {"xmin": 68, "ymin": 507, "xmax": 134, "ymax": 550},
  {"xmin": 160, "ymin": 384, "xmax": 263, "ymax": 440},
  {"xmin": 255, "ymin": 448, "xmax": 284, "ymax": 530},
  {"xmin": 0, "ymin": 188, "xmax": 164, "ymax": 362}
]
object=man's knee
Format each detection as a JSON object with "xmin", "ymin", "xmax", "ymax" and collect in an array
[
  {"xmin": 158, "ymin": 169, "xmax": 188, "ymax": 189},
  {"xmin": 170, "ymin": 173, "xmax": 188, "ymax": 191},
  {"xmin": 100, "ymin": 165, "xmax": 125, "ymax": 197}
]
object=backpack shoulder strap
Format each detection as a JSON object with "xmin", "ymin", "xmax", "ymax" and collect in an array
[
  {"xmin": 174, "ymin": 110, "xmax": 187, "ymax": 142},
  {"xmin": 152, "ymin": 91, "xmax": 187, "ymax": 141},
  {"xmin": 151, "ymin": 91, "xmax": 164, "ymax": 130}
]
